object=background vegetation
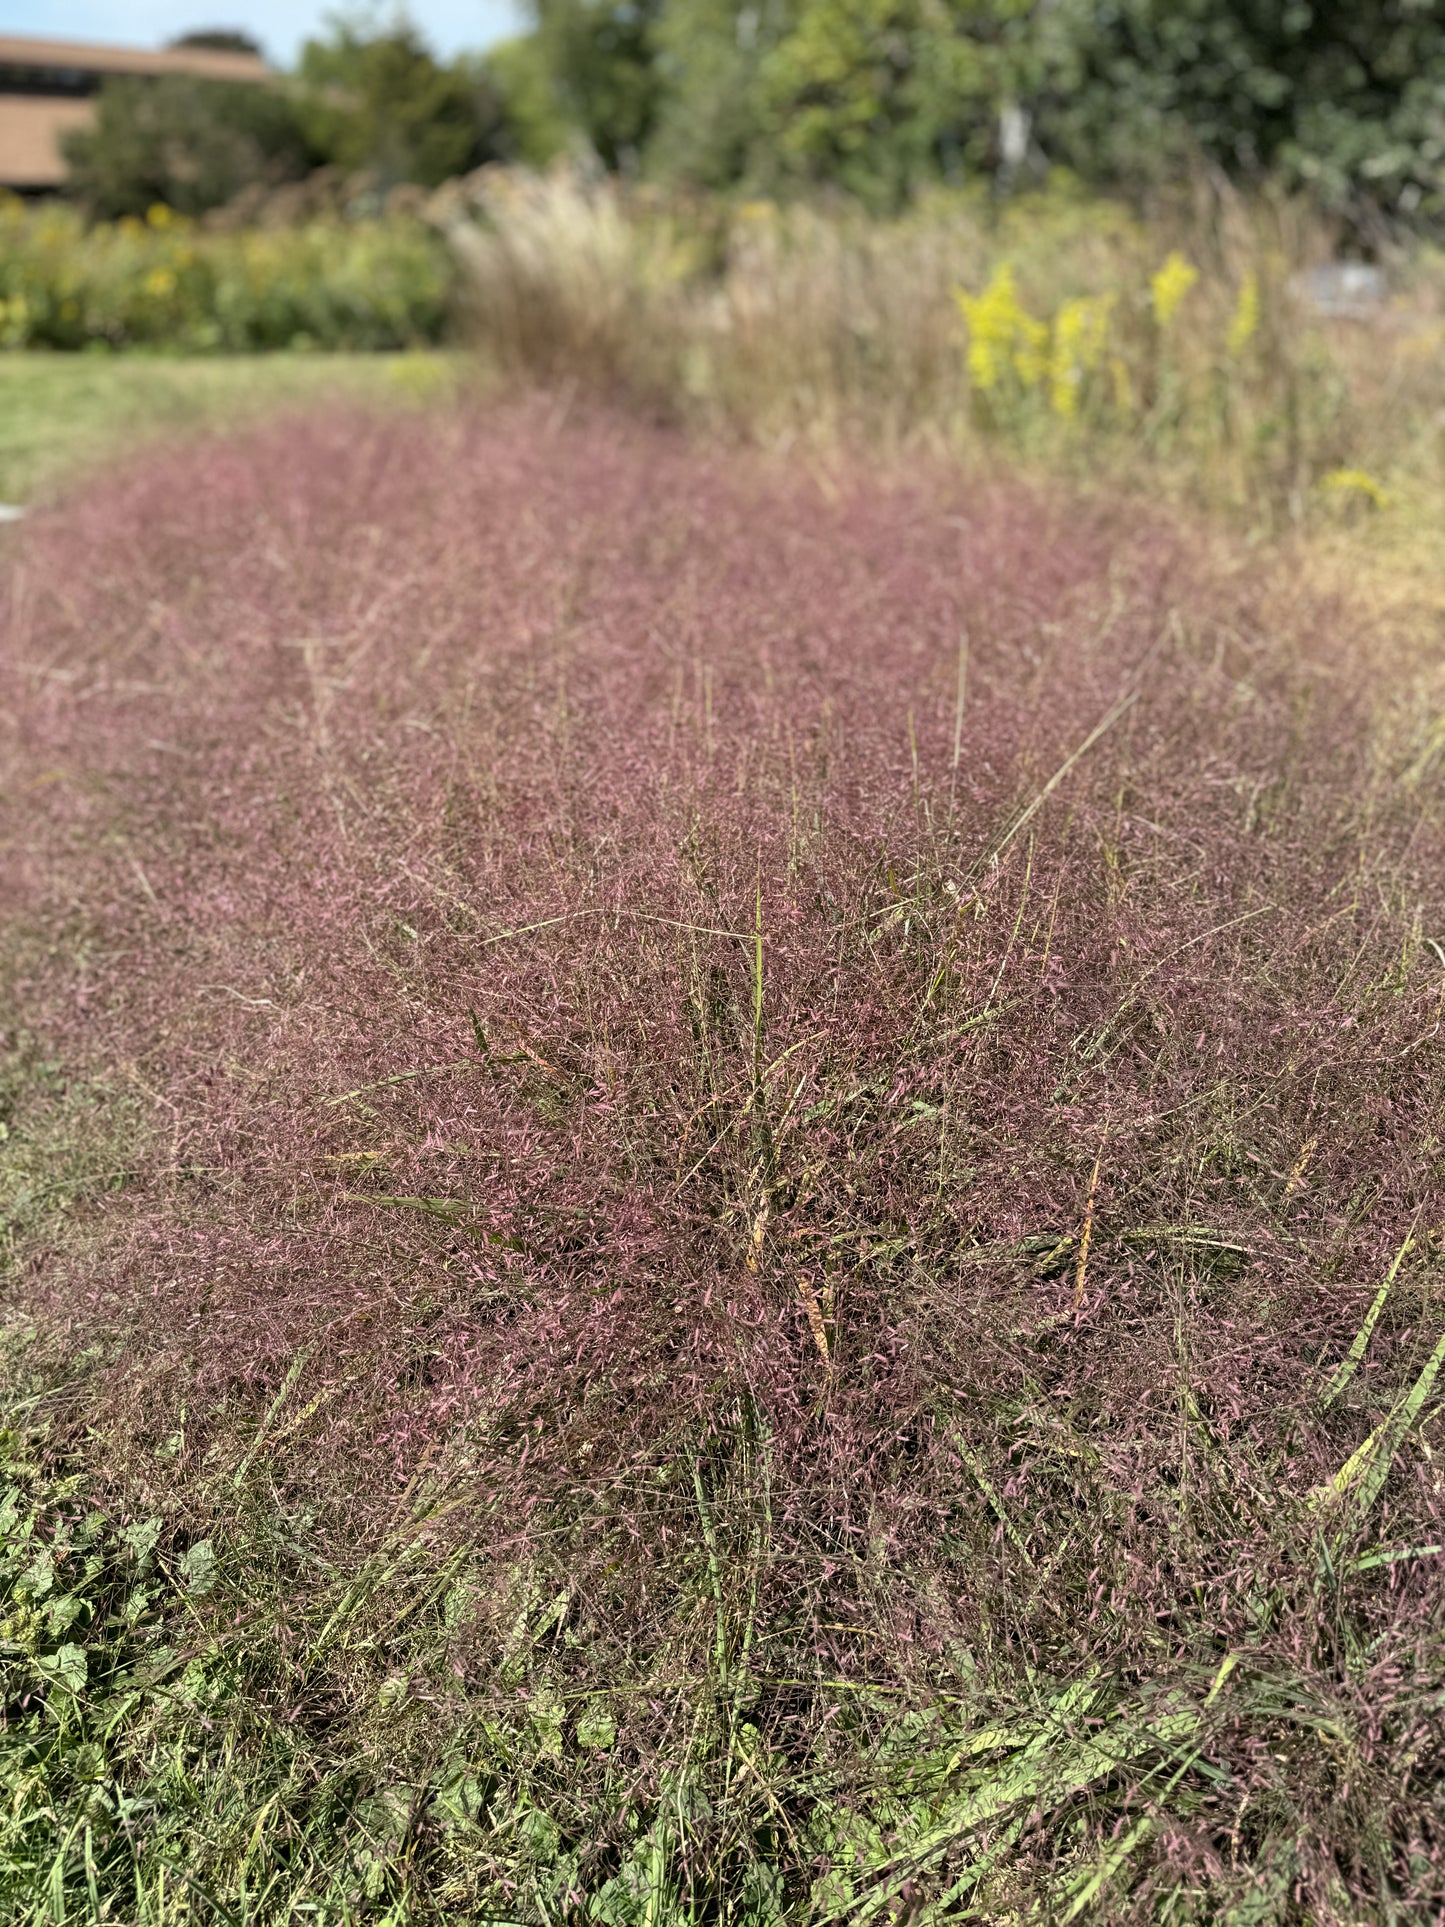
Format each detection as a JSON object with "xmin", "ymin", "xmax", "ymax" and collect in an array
[
  {"xmin": 452, "ymin": 170, "xmax": 1445, "ymax": 526},
  {"xmin": 0, "ymin": 199, "xmax": 451, "ymax": 352},
  {"xmin": 61, "ymin": 21, "xmax": 529, "ymax": 219},
  {"xmin": 50, "ymin": 3, "xmax": 1445, "ymax": 233},
  {"xmin": 7, "ymin": 169, "xmax": 1443, "ymax": 528}
]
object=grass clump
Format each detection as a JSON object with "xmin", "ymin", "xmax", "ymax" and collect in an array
[{"xmin": 2, "ymin": 403, "xmax": 1444, "ymax": 1919}]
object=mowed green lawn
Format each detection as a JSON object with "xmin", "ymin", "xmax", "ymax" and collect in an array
[{"xmin": 0, "ymin": 351, "xmax": 459, "ymax": 504}]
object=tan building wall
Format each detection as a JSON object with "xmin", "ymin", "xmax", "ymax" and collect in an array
[
  {"xmin": 0, "ymin": 95, "xmax": 93, "ymax": 190},
  {"xmin": 0, "ymin": 34, "xmax": 271, "ymax": 191}
]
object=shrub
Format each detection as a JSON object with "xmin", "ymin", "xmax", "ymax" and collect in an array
[
  {"xmin": 61, "ymin": 75, "xmax": 318, "ymax": 222},
  {"xmin": 1043, "ymin": 0, "xmax": 1445, "ymax": 230},
  {"xmin": 0, "ymin": 199, "xmax": 452, "ymax": 352}
]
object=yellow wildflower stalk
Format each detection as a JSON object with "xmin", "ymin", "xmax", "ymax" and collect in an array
[
  {"xmin": 1049, "ymin": 294, "xmax": 1114, "ymax": 418},
  {"xmin": 1151, "ymin": 250, "xmax": 1199, "ymax": 328},
  {"xmin": 955, "ymin": 265, "xmax": 1047, "ymax": 395}
]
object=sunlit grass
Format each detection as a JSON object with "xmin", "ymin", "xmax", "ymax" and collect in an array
[{"xmin": 0, "ymin": 350, "xmax": 460, "ymax": 504}]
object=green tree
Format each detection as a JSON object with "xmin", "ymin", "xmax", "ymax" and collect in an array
[
  {"xmin": 479, "ymin": 0, "xmax": 1445, "ymax": 224},
  {"xmin": 756, "ymin": 0, "xmax": 1054, "ymax": 208},
  {"xmin": 297, "ymin": 20, "xmax": 509, "ymax": 187},
  {"xmin": 531, "ymin": 0, "xmax": 665, "ymax": 171},
  {"xmin": 484, "ymin": 34, "xmax": 573, "ymax": 166},
  {"xmin": 1039, "ymin": 0, "xmax": 1445, "ymax": 224},
  {"xmin": 646, "ymin": 0, "xmax": 779, "ymax": 188},
  {"xmin": 168, "ymin": 28, "xmax": 266, "ymax": 54},
  {"xmin": 62, "ymin": 75, "xmax": 315, "ymax": 219}
]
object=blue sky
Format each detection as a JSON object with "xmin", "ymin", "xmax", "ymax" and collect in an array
[{"xmin": 0, "ymin": 0, "xmax": 524, "ymax": 64}]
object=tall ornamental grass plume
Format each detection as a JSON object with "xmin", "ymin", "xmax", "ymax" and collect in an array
[{"xmin": 3, "ymin": 404, "xmax": 1445, "ymax": 1919}]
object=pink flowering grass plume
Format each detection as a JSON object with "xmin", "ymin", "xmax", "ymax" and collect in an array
[{"xmin": 3, "ymin": 402, "xmax": 1444, "ymax": 1918}]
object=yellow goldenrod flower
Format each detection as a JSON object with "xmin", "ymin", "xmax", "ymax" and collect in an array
[
  {"xmin": 1151, "ymin": 250, "xmax": 1199, "ymax": 328},
  {"xmin": 1319, "ymin": 467, "xmax": 1390, "ymax": 510},
  {"xmin": 1012, "ymin": 310, "xmax": 1049, "ymax": 390},
  {"xmin": 1226, "ymin": 271, "xmax": 1259, "ymax": 356},
  {"xmin": 1049, "ymin": 294, "xmax": 1113, "ymax": 418},
  {"xmin": 955, "ymin": 274, "xmax": 1007, "ymax": 392},
  {"xmin": 144, "ymin": 267, "xmax": 176, "ymax": 298},
  {"xmin": 955, "ymin": 266, "xmax": 1047, "ymax": 394},
  {"xmin": 146, "ymin": 202, "xmax": 174, "ymax": 229}
]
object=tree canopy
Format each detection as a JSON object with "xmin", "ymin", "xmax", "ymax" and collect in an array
[
  {"xmin": 62, "ymin": 75, "xmax": 316, "ymax": 221},
  {"xmin": 1042, "ymin": 0, "xmax": 1445, "ymax": 224},
  {"xmin": 61, "ymin": 2, "xmax": 1445, "ymax": 229},
  {"xmin": 63, "ymin": 19, "xmax": 521, "ymax": 216},
  {"xmin": 295, "ymin": 22, "xmax": 511, "ymax": 188},
  {"xmin": 522, "ymin": 0, "xmax": 1445, "ymax": 224},
  {"xmin": 167, "ymin": 28, "xmax": 265, "ymax": 54}
]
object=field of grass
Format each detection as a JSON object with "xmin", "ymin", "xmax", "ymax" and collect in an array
[
  {"xmin": 0, "ymin": 352, "xmax": 458, "ymax": 505},
  {"xmin": 3, "ymin": 377, "xmax": 1444, "ymax": 1923}
]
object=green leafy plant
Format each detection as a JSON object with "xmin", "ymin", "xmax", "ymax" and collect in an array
[
  {"xmin": 61, "ymin": 74, "xmax": 318, "ymax": 222},
  {"xmin": 0, "ymin": 198, "xmax": 451, "ymax": 352}
]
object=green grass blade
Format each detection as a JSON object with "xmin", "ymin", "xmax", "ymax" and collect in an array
[
  {"xmin": 232, "ymin": 1343, "xmax": 317, "ymax": 1492},
  {"xmin": 1061, "ymin": 1815, "xmax": 1154, "ymax": 1922},
  {"xmin": 1311, "ymin": 1328, "xmax": 1445, "ymax": 1522},
  {"xmin": 1320, "ymin": 1215, "xmax": 1419, "ymax": 1410},
  {"xmin": 949, "ymin": 1436, "xmax": 1034, "ymax": 1566}
]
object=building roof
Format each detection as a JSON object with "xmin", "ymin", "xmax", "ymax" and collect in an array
[
  {"xmin": 0, "ymin": 33, "xmax": 271, "ymax": 85},
  {"xmin": 0, "ymin": 94, "xmax": 92, "ymax": 188}
]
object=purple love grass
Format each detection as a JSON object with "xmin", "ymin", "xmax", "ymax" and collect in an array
[{"xmin": 4, "ymin": 401, "xmax": 1443, "ymax": 1913}]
